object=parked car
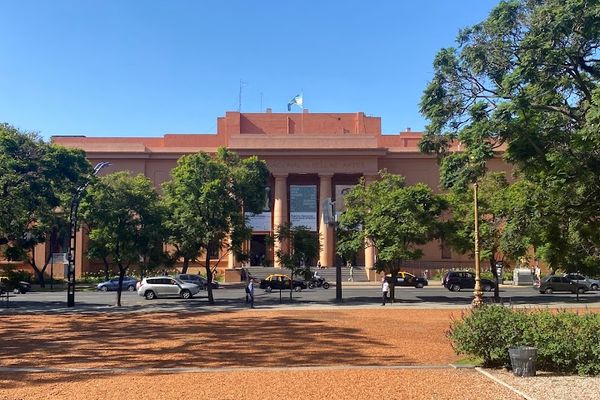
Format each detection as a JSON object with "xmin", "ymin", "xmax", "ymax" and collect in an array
[
  {"xmin": 97, "ymin": 276, "xmax": 138, "ymax": 292},
  {"xmin": 443, "ymin": 271, "xmax": 495, "ymax": 292},
  {"xmin": 260, "ymin": 274, "xmax": 306, "ymax": 292},
  {"xmin": 538, "ymin": 276, "xmax": 588, "ymax": 294},
  {"xmin": 564, "ymin": 273, "xmax": 600, "ymax": 291},
  {"xmin": 0, "ymin": 276, "xmax": 31, "ymax": 294},
  {"xmin": 175, "ymin": 274, "xmax": 219, "ymax": 290},
  {"xmin": 137, "ymin": 276, "xmax": 201, "ymax": 300},
  {"xmin": 386, "ymin": 272, "xmax": 428, "ymax": 288}
]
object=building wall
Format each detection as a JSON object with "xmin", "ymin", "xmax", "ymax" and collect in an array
[{"xmin": 51, "ymin": 111, "xmax": 513, "ymax": 279}]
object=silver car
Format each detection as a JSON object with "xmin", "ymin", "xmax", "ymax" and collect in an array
[
  {"xmin": 565, "ymin": 273, "xmax": 600, "ymax": 290},
  {"xmin": 137, "ymin": 276, "xmax": 200, "ymax": 300}
]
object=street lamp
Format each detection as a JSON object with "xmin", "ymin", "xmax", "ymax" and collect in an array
[
  {"xmin": 66, "ymin": 161, "xmax": 111, "ymax": 307},
  {"xmin": 472, "ymin": 181, "xmax": 484, "ymax": 307}
]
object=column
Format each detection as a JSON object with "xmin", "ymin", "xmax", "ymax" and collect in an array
[
  {"xmin": 227, "ymin": 235, "xmax": 236, "ymax": 269},
  {"xmin": 319, "ymin": 174, "xmax": 334, "ymax": 268},
  {"xmin": 272, "ymin": 174, "xmax": 288, "ymax": 268},
  {"xmin": 363, "ymin": 174, "xmax": 378, "ymax": 270}
]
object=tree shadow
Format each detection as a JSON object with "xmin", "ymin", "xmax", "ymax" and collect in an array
[{"xmin": 0, "ymin": 310, "xmax": 416, "ymax": 389}]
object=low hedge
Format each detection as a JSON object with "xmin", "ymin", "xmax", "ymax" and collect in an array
[{"xmin": 448, "ymin": 305, "xmax": 600, "ymax": 375}]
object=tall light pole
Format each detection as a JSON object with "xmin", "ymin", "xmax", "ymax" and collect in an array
[
  {"xmin": 66, "ymin": 161, "xmax": 110, "ymax": 307},
  {"xmin": 472, "ymin": 181, "xmax": 484, "ymax": 307}
]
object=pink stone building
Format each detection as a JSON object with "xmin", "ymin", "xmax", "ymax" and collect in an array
[{"xmin": 52, "ymin": 110, "xmax": 499, "ymax": 281}]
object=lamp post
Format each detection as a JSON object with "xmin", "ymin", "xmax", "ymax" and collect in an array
[
  {"xmin": 472, "ymin": 181, "xmax": 484, "ymax": 307},
  {"xmin": 66, "ymin": 161, "xmax": 110, "ymax": 307}
]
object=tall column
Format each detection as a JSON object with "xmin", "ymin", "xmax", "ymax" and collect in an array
[
  {"xmin": 363, "ymin": 174, "xmax": 378, "ymax": 270},
  {"xmin": 227, "ymin": 235, "xmax": 236, "ymax": 269},
  {"xmin": 273, "ymin": 174, "xmax": 288, "ymax": 268},
  {"xmin": 319, "ymin": 174, "xmax": 334, "ymax": 268}
]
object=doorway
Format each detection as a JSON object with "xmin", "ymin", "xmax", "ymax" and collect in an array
[{"xmin": 250, "ymin": 234, "xmax": 268, "ymax": 266}]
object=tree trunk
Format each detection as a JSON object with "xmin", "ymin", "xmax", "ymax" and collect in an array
[
  {"xmin": 29, "ymin": 245, "xmax": 49, "ymax": 288},
  {"xmin": 204, "ymin": 251, "xmax": 214, "ymax": 305},
  {"xmin": 390, "ymin": 270, "xmax": 398, "ymax": 303},
  {"xmin": 490, "ymin": 257, "xmax": 500, "ymax": 301},
  {"xmin": 181, "ymin": 257, "xmax": 190, "ymax": 274},
  {"xmin": 116, "ymin": 264, "xmax": 126, "ymax": 307},
  {"xmin": 103, "ymin": 257, "xmax": 110, "ymax": 281}
]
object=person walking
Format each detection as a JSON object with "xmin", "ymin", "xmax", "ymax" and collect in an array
[
  {"xmin": 247, "ymin": 279, "xmax": 255, "ymax": 308},
  {"xmin": 381, "ymin": 277, "xmax": 389, "ymax": 306},
  {"xmin": 348, "ymin": 263, "xmax": 354, "ymax": 281}
]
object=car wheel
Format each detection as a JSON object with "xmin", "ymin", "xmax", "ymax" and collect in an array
[
  {"xmin": 322, "ymin": 282, "xmax": 330, "ymax": 289},
  {"xmin": 294, "ymin": 286, "xmax": 302, "ymax": 292},
  {"xmin": 577, "ymin": 287, "xmax": 586, "ymax": 294},
  {"xmin": 544, "ymin": 288, "xmax": 553, "ymax": 294},
  {"xmin": 451, "ymin": 284, "xmax": 461, "ymax": 292},
  {"xmin": 145, "ymin": 290, "xmax": 156, "ymax": 300},
  {"xmin": 483, "ymin": 284, "xmax": 492, "ymax": 292},
  {"xmin": 265, "ymin": 286, "xmax": 272, "ymax": 293},
  {"xmin": 180, "ymin": 289, "xmax": 192, "ymax": 299},
  {"xmin": 415, "ymin": 283, "xmax": 424, "ymax": 288},
  {"xmin": 127, "ymin": 285, "xmax": 135, "ymax": 292},
  {"xmin": 592, "ymin": 284, "xmax": 598, "ymax": 291},
  {"xmin": 100, "ymin": 285, "xmax": 108, "ymax": 292}
]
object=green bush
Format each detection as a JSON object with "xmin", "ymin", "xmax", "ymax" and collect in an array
[{"xmin": 448, "ymin": 305, "xmax": 600, "ymax": 375}]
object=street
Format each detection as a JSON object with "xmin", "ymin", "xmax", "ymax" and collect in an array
[{"xmin": 3, "ymin": 284, "xmax": 600, "ymax": 313}]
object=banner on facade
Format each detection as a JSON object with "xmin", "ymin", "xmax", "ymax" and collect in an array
[
  {"xmin": 247, "ymin": 212, "xmax": 272, "ymax": 232},
  {"xmin": 290, "ymin": 185, "xmax": 317, "ymax": 231},
  {"xmin": 247, "ymin": 185, "xmax": 272, "ymax": 232}
]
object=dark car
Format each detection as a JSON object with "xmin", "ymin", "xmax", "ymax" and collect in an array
[
  {"xmin": 564, "ymin": 273, "xmax": 600, "ymax": 291},
  {"xmin": 175, "ymin": 274, "xmax": 219, "ymax": 290},
  {"xmin": 386, "ymin": 272, "xmax": 428, "ymax": 288},
  {"xmin": 538, "ymin": 276, "xmax": 588, "ymax": 294},
  {"xmin": 260, "ymin": 274, "xmax": 306, "ymax": 292},
  {"xmin": 443, "ymin": 271, "xmax": 495, "ymax": 292},
  {"xmin": 97, "ymin": 276, "xmax": 138, "ymax": 292},
  {"xmin": 0, "ymin": 276, "xmax": 31, "ymax": 294}
]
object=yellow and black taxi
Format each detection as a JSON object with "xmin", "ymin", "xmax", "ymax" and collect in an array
[
  {"xmin": 386, "ymin": 272, "xmax": 428, "ymax": 288},
  {"xmin": 259, "ymin": 274, "xmax": 306, "ymax": 292}
]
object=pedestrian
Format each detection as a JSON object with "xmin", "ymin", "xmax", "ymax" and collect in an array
[
  {"xmin": 316, "ymin": 260, "xmax": 322, "ymax": 269},
  {"xmin": 534, "ymin": 264, "xmax": 541, "ymax": 285},
  {"xmin": 247, "ymin": 279, "xmax": 255, "ymax": 308},
  {"xmin": 381, "ymin": 277, "xmax": 389, "ymax": 306},
  {"xmin": 348, "ymin": 263, "xmax": 354, "ymax": 281}
]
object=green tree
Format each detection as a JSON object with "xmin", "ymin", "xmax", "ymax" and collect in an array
[
  {"xmin": 0, "ymin": 123, "xmax": 91, "ymax": 286},
  {"xmin": 80, "ymin": 172, "xmax": 166, "ymax": 307},
  {"xmin": 162, "ymin": 148, "xmax": 269, "ymax": 305},
  {"xmin": 338, "ymin": 172, "xmax": 447, "ymax": 302},
  {"xmin": 273, "ymin": 223, "xmax": 320, "ymax": 301},
  {"xmin": 419, "ymin": 0, "xmax": 600, "ymax": 273}
]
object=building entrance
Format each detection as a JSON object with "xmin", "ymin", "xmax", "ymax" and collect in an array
[{"xmin": 250, "ymin": 234, "xmax": 268, "ymax": 266}]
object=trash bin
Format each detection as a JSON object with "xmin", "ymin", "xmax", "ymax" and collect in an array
[{"xmin": 508, "ymin": 346, "xmax": 537, "ymax": 377}]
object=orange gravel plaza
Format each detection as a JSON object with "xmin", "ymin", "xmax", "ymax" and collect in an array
[{"xmin": 0, "ymin": 308, "xmax": 522, "ymax": 400}]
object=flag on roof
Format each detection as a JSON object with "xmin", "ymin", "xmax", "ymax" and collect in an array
[{"xmin": 287, "ymin": 93, "xmax": 303, "ymax": 111}]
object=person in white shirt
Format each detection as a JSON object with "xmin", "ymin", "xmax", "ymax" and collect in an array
[
  {"xmin": 247, "ymin": 279, "xmax": 255, "ymax": 308},
  {"xmin": 381, "ymin": 277, "xmax": 390, "ymax": 306}
]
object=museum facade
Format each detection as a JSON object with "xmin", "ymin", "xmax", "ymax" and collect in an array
[{"xmin": 52, "ymin": 110, "xmax": 499, "ymax": 280}]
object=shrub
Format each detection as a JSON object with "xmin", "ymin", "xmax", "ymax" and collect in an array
[{"xmin": 448, "ymin": 305, "xmax": 600, "ymax": 375}]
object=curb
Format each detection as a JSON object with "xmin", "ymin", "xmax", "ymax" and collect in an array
[{"xmin": 475, "ymin": 367, "xmax": 535, "ymax": 400}]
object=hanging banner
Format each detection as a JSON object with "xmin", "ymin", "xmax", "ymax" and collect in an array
[
  {"xmin": 335, "ymin": 185, "xmax": 354, "ymax": 220},
  {"xmin": 247, "ymin": 186, "xmax": 272, "ymax": 232},
  {"xmin": 290, "ymin": 185, "xmax": 317, "ymax": 231}
]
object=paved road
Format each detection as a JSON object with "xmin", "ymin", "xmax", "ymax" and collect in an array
[{"xmin": 2, "ymin": 285, "xmax": 599, "ymax": 313}]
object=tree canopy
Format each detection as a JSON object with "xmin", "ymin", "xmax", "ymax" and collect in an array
[
  {"xmin": 162, "ymin": 147, "xmax": 269, "ymax": 304},
  {"xmin": 337, "ymin": 172, "xmax": 447, "ymax": 301},
  {"xmin": 419, "ymin": 0, "xmax": 600, "ymax": 273},
  {"xmin": 80, "ymin": 172, "xmax": 166, "ymax": 306},
  {"xmin": 0, "ymin": 123, "xmax": 92, "ymax": 285}
]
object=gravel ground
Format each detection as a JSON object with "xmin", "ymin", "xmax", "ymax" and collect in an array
[
  {"xmin": 1, "ymin": 308, "xmax": 599, "ymax": 399},
  {"xmin": 484, "ymin": 368, "xmax": 600, "ymax": 400}
]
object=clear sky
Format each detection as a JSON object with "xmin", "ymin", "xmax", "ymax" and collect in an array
[{"xmin": 0, "ymin": 0, "xmax": 500, "ymax": 139}]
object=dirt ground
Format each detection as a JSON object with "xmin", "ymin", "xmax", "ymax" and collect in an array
[{"xmin": 0, "ymin": 308, "xmax": 520, "ymax": 399}]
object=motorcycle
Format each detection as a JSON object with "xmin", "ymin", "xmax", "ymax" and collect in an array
[{"xmin": 308, "ymin": 277, "xmax": 330, "ymax": 289}]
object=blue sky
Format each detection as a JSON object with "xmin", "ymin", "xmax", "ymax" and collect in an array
[{"xmin": 0, "ymin": 0, "xmax": 500, "ymax": 139}]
